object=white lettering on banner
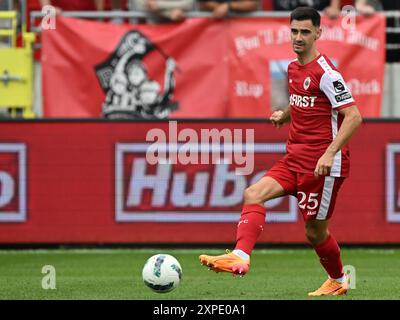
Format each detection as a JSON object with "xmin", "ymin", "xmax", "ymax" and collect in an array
[
  {"xmin": 346, "ymin": 79, "xmax": 380, "ymax": 95},
  {"xmin": 171, "ymin": 172, "xmax": 208, "ymax": 207},
  {"xmin": 126, "ymin": 158, "xmax": 171, "ymax": 207},
  {"xmin": 210, "ymin": 164, "xmax": 247, "ymax": 207},
  {"xmin": 320, "ymin": 26, "xmax": 345, "ymax": 42},
  {"xmin": 0, "ymin": 144, "xmax": 27, "ymax": 223},
  {"xmin": 257, "ymin": 29, "xmax": 274, "ymax": 45},
  {"xmin": 128, "ymin": 159, "xmax": 210, "ymax": 207},
  {"xmin": 127, "ymin": 161, "xmax": 247, "ymax": 208},
  {"xmin": 235, "ymin": 81, "xmax": 263, "ymax": 98},
  {"xmin": 346, "ymin": 30, "xmax": 379, "ymax": 51},
  {"xmin": 386, "ymin": 144, "xmax": 400, "ymax": 222},
  {"xmin": 0, "ymin": 172, "xmax": 14, "ymax": 207},
  {"xmin": 234, "ymin": 27, "xmax": 290, "ymax": 56},
  {"xmin": 115, "ymin": 143, "xmax": 298, "ymax": 223},
  {"xmin": 275, "ymin": 26, "xmax": 291, "ymax": 45},
  {"xmin": 232, "ymin": 22, "xmax": 381, "ymax": 58},
  {"xmin": 234, "ymin": 36, "xmax": 260, "ymax": 56}
]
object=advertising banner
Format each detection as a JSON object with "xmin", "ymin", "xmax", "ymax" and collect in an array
[{"xmin": 0, "ymin": 120, "xmax": 399, "ymax": 244}]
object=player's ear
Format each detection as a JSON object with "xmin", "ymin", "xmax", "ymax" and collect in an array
[{"xmin": 315, "ymin": 27, "xmax": 322, "ymax": 40}]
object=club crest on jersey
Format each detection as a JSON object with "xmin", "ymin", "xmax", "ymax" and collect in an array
[{"xmin": 303, "ymin": 77, "xmax": 311, "ymax": 90}]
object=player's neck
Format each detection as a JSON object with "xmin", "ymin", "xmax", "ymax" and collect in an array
[{"xmin": 297, "ymin": 50, "xmax": 320, "ymax": 66}]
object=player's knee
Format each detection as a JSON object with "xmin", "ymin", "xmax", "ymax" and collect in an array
[
  {"xmin": 305, "ymin": 230, "xmax": 319, "ymax": 245},
  {"xmin": 305, "ymin": 227, "xmax": 327, "ymax": 246}
]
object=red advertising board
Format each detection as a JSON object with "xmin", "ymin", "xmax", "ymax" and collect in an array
[
  {"xmin": 0, "ymin": 120, "xmax": 399, "ymax": 244},
  {"xmin": 42, "ymin": 15, "xmax": 385, "ymax": 119}
]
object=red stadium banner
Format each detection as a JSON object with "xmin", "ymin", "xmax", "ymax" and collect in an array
[
  {"xmin": 0, "ymin": 120, "xmax": 399, "ymax": 244},
  {"xmin": 41, "ymin": 15, "xmax": 385, "ymax": 119}
]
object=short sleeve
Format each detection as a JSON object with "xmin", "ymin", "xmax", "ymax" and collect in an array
[{"xmin": 320, "ymin": 70, "xmax": 355, "ymax": 110}]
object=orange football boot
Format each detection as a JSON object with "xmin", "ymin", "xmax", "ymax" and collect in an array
[
  {"xmin": 199, "ymin": 250, "xmax": 250, "ymax": 276},
  {"xmin": 308, "ymin": 274, "xmax": 349, "ymax": 296}
]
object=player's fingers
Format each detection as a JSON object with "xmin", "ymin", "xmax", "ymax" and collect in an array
[
  {"xmin": 324, "ymin": 165, "xmax": 331, "ymax": 175},
  {"xmin": 320, "ymin": 165, "xmax": 330, "ymax": 176},
  {"xmin": 315, "ymin": 163, "xmax": 327, "ymax": 177},
  {"xmin": 314, "ymin": 166, "xmax": 319, "ymax": 177}
]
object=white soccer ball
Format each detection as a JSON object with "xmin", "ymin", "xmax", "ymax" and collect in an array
[{"xmin": 142, "ymin": 254, "xmax": 182, "ymax": 293}]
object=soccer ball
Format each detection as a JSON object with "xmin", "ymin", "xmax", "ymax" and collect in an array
[{"xmin": 142, "ymin": 254, "xmax": 182, "ymax": 293}]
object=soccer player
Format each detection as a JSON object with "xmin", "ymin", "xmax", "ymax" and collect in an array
[{"xmin": 199, "ymin": 7, "xmax": 362, "ymax": 296}]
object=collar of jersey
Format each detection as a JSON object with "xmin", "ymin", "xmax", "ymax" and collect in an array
[{"xmin": 294, "ymin": 53, "xmax": 322, "ymax": 68}]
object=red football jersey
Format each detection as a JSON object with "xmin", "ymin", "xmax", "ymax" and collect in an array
[{"xmin": 284, "ymin": 53, "xmax": 355, "ymax": 177}]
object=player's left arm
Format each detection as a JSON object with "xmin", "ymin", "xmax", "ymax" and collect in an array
[{"xmin": 314, "ymin": 105, "xmax": 362, "ymax": 177}]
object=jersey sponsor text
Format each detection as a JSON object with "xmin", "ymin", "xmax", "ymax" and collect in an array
[{"xmin": 289, "ymin": 94, "xmax": 317, "ymax": 108}]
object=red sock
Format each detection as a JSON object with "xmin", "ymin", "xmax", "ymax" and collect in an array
[
  {"xmin": 234, "ymin": 204, "xmax": 266, "ymax": 256},
  {"xmin": 314, "ymin": 234, "xmax": 344, "ymax": 279}
]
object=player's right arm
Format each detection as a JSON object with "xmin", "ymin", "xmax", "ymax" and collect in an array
[{"xmin": 270, "ymin": 105, "xmax": 291, "ymax": 128}]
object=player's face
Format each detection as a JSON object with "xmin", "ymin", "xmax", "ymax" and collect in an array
[{"xmin": 290, "ymin": 20, "xmax": 321, "ymax": 55}]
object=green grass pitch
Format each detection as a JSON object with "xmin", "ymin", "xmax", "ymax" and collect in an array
[{"xmin": 0, "ymin": 248, "xmax": 399, "ymax": 300}]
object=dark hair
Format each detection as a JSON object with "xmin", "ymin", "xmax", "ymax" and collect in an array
[{"xmin": 290, "ymin": 7, "xmax": 321, "ymax": 27}]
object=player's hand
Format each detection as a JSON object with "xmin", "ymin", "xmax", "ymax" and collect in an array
[
  {"xmin": 314, "ymin": 152, "xmax": 334, "ymax": 177},
  {"xmin": 270, "ymin": 110, "xmax": 285, "ymax": 128}
]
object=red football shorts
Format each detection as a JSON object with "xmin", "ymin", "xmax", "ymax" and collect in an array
[{"xmin": 264, "ymin": 159, "xmax": 345, "ymax": 222}]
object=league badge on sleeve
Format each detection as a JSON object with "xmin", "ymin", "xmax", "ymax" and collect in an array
[{"xmin": 333, "ymin": 80, "xmax": 345, "ymax": 93}]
